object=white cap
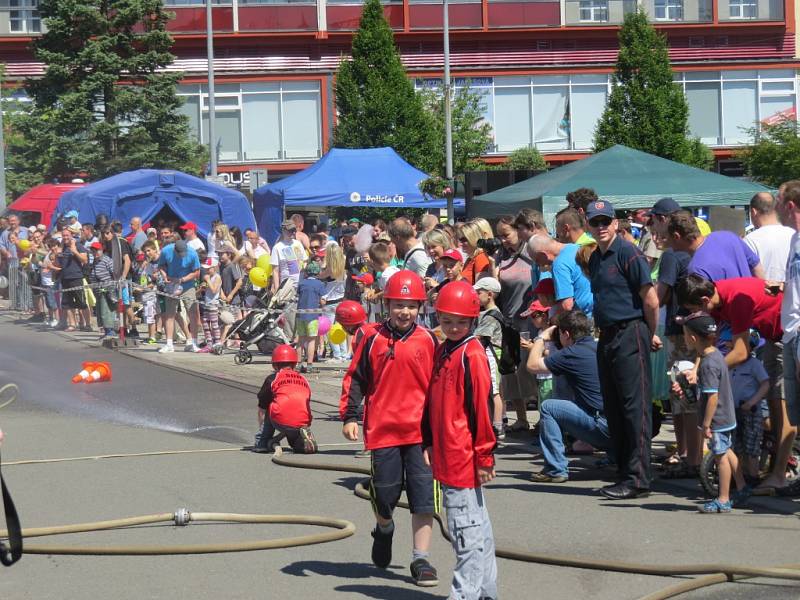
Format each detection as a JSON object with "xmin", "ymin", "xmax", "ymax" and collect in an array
[{"xmin": 473, "ymin": 277, "xmax": 501, "ymax": 294}]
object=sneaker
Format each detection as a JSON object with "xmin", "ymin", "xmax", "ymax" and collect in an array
[
  {"xmin": 145, "ymin": 337, "xmax": 157, "ymax": 345},
  {"xmin": 299, "ymin": 362, "xmax": 308, "ymax": 373},
  {"xmin": 299, "ymin": 427, "xmax": 318, "ymax": 454},
  {"xmin": 410, "ymin": 558, "xmax": 438, "ymax": 587},
  {"xmin": 49, "ymin": 319, "xmax": 60, "ymax": 328},
  {"xmin": 493, "ymin": 425, "xmax": 506, "ymax": 441},
  {"xmin": 732, "ymin": 485, "xmax": 753, "ymax": 507},
  {"xmin": 699, "ymin": 498, "xmax": 733, "ymax": 514},
  {"xmin": 371, "ymin": 525, "xmax": 394, "ymax": 568},
  {"xmin": 184, "ymin": 343, "xmax": 199, "ymax": 353},
  {"xmin": 158, "ymin": 345, "xmax": 175, "ymax": 353},
  {"xmin": 197, "ymin": 346, "xmax": 212, "ymax": 353}
]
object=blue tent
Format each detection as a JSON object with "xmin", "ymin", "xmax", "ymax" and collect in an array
[
  {"xmin": 55, "ymin": 169, "xmax": 256, "ymax": 238},
  {"xmin": 253, "ymin": 147, "xmax": 453, "ymax": 245}
]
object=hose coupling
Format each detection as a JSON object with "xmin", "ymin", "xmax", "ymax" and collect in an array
[{"xmin": 173, "ymin": 508, "xmax": 192, "ymax": 526}]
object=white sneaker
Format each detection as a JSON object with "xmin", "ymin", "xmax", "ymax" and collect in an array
[
  {"xmin": 184, "ymin": 343, "xmax": 199, "ymax": 353},
  {"xmin": 158, "ymin": 345, "xmax": 175, "ymax": 353},
  {"xmin": 49, "ymin": 319, "xmax": 59, "ymax": 328}
]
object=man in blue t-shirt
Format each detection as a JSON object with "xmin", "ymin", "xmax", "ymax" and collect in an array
[
  {"xmin": 157, "ymin": 240, "xmax": 201, "ymax": 353},
  {"xmin": 527, "ymin": 234, "xmax": 593, "ymax": 317},
  {"xmin": 525, "ymin": 310, "xmax": 610, "ymax": 483}
]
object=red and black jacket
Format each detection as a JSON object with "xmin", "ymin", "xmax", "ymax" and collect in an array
[
  {"xmin": 257, "ymin": 367, "xmax": 312, "ymax": 429},
  {"xmin": 340, "ymin": 321, "xmax": 438, "ymax": 450},
  {"xmin": 423, "ymin": 335, "xmax": 496, "ymax": 489},
  {"xmin": 352, "ymin": 321, "xmax": 380, "ymax": 355}
]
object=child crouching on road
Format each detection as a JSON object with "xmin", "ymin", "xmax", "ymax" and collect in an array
[
  {"xmin": 253, "ymin": 344, "xmax": 317, "ymax": 456},
  {"xmin": 678, "ymin": 312, "xmax": 749, "ymax": 513},
  {"xmin": 423, "ymin": 280, "xmax": 498, "ymax": 600},
  {"xmin": 339, "ymin": 271, "xmax": 440, "ymax": 587}
]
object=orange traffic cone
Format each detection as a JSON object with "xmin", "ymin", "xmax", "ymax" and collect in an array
[
  {"xmin": 84, "ymin": 362, "xmax": 112, "ymax": 383},
  {"xmin": 72, "ymin": 362, "xmax": 98, "ymax": 384}
]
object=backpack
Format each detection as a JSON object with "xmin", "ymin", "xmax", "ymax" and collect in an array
[{"xmin": 482, "ymin": 308, "xmax": 521, "ymax": 375}]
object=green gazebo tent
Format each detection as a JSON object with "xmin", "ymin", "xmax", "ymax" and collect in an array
[{"xmin": 470, "ymin": 145, "xmax": 773, "ymax": 225}]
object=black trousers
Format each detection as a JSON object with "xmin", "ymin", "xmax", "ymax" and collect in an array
[{"xmin": 597, "ymin": 319, "xmax": 652, "ymax": 489}]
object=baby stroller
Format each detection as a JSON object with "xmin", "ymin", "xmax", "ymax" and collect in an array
[{"xmin": 226, "ymin": 278, "xmax": 294, "ymax": 365}]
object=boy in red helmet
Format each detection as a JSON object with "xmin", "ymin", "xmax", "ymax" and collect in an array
[
  {"xmin": 340, "ymin": 270, "xmax": 440, "ymax": 587},
  {"xmin": 334, "ymin": 299, "xmax": 378, "ymax": 354},
  {"xmin": 423, "ymin": 279, "xmax": 498, "ymax": 600},
  {"xmin": 253, "ymin": 344, "xmax": 317, "ymax": 456}
]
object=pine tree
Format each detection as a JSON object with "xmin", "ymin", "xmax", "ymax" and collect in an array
[
  {"xmin": 333, "ymin": 0, "xmax": 438, "ymax": 173},
  {"xmin": 593, "ymin": 10, "xmax": 712, "ymax": 169},
  {"xmin": 6, "ymin": 0, "xmax": 206, "ymax": 192}
]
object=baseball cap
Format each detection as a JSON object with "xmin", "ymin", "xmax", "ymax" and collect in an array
[
  {"xmin": 585, "ymin": 200, "xmax": 615, "ymax": 221},
  {"xmin": 315, "ymin": 248, "xmax": 327, "ymax": 259},
  {"xmin": 281, "ymin": 219, "xmax": 297, "ymax": 231},
  {"xmin": 36, "ymin": 224, "xmax": 47, "ymax": 232},
  {"xmin": 179, "ymin": 221, "xmax": 197, "ymax": 231},
  {"xmin": 675, "ymin": 311, "xmax": 718, "ymax": 336},
  {"xmin": 135, "ymin": 252, "xmax": 146, "ymax": 261},
  {"xmin": 202, "ymin": 256, "xmax": 218, "ymax": 267},
  {"xmin": 67, "ymin": 223, "xmax": 81, "ymax": 234},
  {"xmin": 174, "ymin": 240, "xmax": 188, "ymax": 256},
  {"xmin": 348, "ymin": 217, "xmax": 362, "ymax": 224},
  {"xmin": 340, "ymin": 227, "xmax": 358, "ymax": 237},
  {"xmin": 90, "ymin": 241, "xmax": 103, "ymax": 250},
  {"xmin": 305, "ymin": 261, "xmax": 321, "ymax": 276},
  {"xmin": 440, "ymin": 249, "xmax": 463, "ymax": 263},
  {"xmin": 147, "ymin": 227, "xmax": 157, "ymax": 235},
  {"xmin": 533, "ymin": 277, "xmax": 555, "ymax": 296},
  {"xmin": 646, "ymin": 197, "xmax": 681, "ymax": 217},
  {"xmin": 28, "ymin": 225, "xmax": 37, "ymax": 233},
  {"xmin": 65, "ymin": 210, "xmax": 79, "ymax": 219},
  {"xmin": 352, "ymin": 272, "xmax": 375, "ymax": 286},
  {"xmin": 473, "ymin": 277, "xmax": 501, "ymax": 294},
  {"xmin": 521, "ymin": 299, "xmax": 549, "ymax": 317}
]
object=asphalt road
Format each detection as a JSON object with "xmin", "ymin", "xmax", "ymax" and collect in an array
[{"xmin": 1, "ymin": 318, "xmax": 800, "ymax": 600}]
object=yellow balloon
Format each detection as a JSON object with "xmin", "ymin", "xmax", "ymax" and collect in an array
[
  {"xmin": 256, "ymin": 253, "xmax": 271, "ymax": 271},
  {"xmin": 17, "ymin": 239, "xmax": 31, "ymax": 251},
  {"xmin": 328, "ymin": 323, "xmax": 346, "ymax": 345},
  {"xmin": 249, "ymin": 266, "xmax": 269, "ymax": 288}
]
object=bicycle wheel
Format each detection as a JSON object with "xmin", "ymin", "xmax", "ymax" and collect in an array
[{"xmin": 699, "ymin": 451, "xmax": 719, "ymax": 498}]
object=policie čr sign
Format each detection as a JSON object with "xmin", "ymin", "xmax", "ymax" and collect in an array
[{"xmin": 349, "ymin": 192, "xmax": 406, "ymax": 204}]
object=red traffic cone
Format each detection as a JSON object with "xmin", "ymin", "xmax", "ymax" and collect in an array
[
  {"xmin": 84, "ymin": 362, "xmax": 112, "ymax": 383},
  {"xmin": 72, "ymin": 362, "xmax": 98, "ymax": 384}
]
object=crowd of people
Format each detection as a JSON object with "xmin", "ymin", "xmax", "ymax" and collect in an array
[{"xmin": 5, "ymin": 182, "xmax": 800, "ymax": 597}]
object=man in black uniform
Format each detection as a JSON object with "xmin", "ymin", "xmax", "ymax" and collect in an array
[{"xmin": 586, "ymin": 200, "xmax": 662, "ymax": 499}]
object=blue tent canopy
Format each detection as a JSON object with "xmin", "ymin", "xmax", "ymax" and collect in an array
[
  {"xmin": 55, "ymin": 169, "xmax": 256, "ymax": 239},
  {"xmin": 253, "ymin": 147, "xmax": 452, "ymax": 245}
]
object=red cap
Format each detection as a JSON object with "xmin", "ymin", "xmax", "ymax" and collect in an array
[
  {"xmin": 179, "ymin": 222, "xmax": 198, "ymax": 231},
  {"xmin": 315, "ymin": 248, "xmax": 327, "ymax": 258},
  {"xmin": 521, "ymin": 299, "xmax": 549, "ymax": 317},
  {"xmin": 90, "ymin": 241, "xmax": 103, "ymax": 250},
  {"xmin": 533, "ymin": 277, "xmax": 555, "ymax": 295},
  {"xmin": 352, "ymin": 273, "xmax": 375, "ymax": 286},
  {"xmin": 440, "ymin": 249, "xmax": 463, "ymax": 263},
  {"xmin": 135, "ymin": 252, "xmax": 145, "ymax": 261}
]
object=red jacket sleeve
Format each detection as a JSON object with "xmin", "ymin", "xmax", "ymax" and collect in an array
[
  {"xmin": 339, "ymin": 331, "xmax": 375, "ymax": 422},
  {"xmin": 463, "ymin": 341, "xmax": 496, "ymax": 468}
]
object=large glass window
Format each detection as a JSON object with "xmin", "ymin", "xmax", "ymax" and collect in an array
[
  {"xmin": 493, "ymin": 85, "xmax": 532, "ymax": 153},
  {"xmin": 728, "ymin": 0, "xmax": 756, "ymax": 19},
  {"xmin": 533, "ymin": 79, "xmax": 569, "ymax": 150},
  {"xmin": 579, "ymin": 0, "xmax": 608, "ymax": 22},
  {"xmin": 177, "ymin": 80, "xmax": 322, "ymax": 163},
  {"xmin": 9, "ymin": 0, "xmax": 40, "ymax": 32},
  {"xmin": 722, "ymin": 81, "xmax": 757, "ymax": 144},
  {"xmin": 685, "ymin": 82, "xmax": 721, "ymax": 144},
  {"xmin": 654, "ymin": 0, "xmax": 683, "ymax": 20},
  {"xmin": 571, "ymin": 84, "xmax": 607, "ymax": 149}
]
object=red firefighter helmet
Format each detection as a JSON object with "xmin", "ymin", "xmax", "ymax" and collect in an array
[
  {"xmin": 435, "ymin": 280, "xmax": 481, "ymax": 318},
  {"xmin": 335, "ymin": 300, "xmax": 367, "ymax": 327},
  {"xmin": 271, "ymin": 344, "xmax": 299, "ymax": 365},
  {"xmin": 383, "ymin": 270, "xmax": 427, "ymax": 302}
]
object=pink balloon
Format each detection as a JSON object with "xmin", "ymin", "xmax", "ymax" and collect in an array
[{"xmin": 318, "ymin": 315, "xmax": 331, "ymax": 335}]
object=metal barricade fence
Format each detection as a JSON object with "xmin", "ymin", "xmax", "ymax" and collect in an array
[{"xmin": 8, "ymin": 259, "xmax": 33, "ymax": 312}]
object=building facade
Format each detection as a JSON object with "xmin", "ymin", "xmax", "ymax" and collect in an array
[{"xmin": 0, "ymin": 0, "xmax": 797, "ymax": 183}]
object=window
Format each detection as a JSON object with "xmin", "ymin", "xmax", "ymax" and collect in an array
[
  {"xmin": 579, "ymin": 0, "xmax": 608, "ymax": 22},
  {"xmin": 654, "ymin": 0, "xmax": 683, "ymax": 20},
  {"xmin": 176, "ymin": 81, "xmax": 322, "ymax": 163},
  {"xmin": 9, "ymin": 0, "xmax": 40, "ymax": 33},
  {"xmin": 728, "ymin": 0, "xmax": 756, "ymax": 19}
]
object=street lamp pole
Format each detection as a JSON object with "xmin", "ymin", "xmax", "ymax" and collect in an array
[
  {"xmin": 443, "ymin": 0, "xmax": 454, "ymax": 224},
  {"xmin": 206, "ymin": 0, "xmax": 217, "ymax": 177}
]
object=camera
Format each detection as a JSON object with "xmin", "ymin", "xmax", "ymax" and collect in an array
[{"xmin": 477, "ymin": 237, "xmax": 502, "ymax": 254}]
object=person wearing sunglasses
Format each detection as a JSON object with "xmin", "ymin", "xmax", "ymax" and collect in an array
[{"xmin": 585, "ymin": 199, "xmax": 661, "ymax": 501}]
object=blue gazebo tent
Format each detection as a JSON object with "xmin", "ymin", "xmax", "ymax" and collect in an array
[
  {"xmin": 253, "ymin": 147, "xmax": 453, "ymax": 245},
  {"xmin": 55, "ymin": 169, "xmax": 256, "ymax": 238}
]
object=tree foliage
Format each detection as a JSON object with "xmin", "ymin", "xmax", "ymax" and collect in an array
[
  {"xmin": 502, "ymin": 147, "xmax": 547, "ymax": 171},
  {"xmin": 332, "ymin": 0, "xmax": 437, "ymax": 173},
  {"xmin": 740, "ymin": 120, "xmax": 800, "ymax": 187},
  {"xmin": 6, "ymin": 0, "xmax": 206, "ymax": 195},
  {"xmin": 593, "ymin": 10, "xmax": 712, "ymax": 170}
]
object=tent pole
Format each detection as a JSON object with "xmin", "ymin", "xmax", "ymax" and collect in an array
[
  {"xmin": 206, "ymin": 0, "xmax": 217, "ymax": 177},
  {"xmin": 443, "ymin": 0, "xmax": 454, "ymax": 225}
]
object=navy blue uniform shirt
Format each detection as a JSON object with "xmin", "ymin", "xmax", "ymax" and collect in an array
[
  {"xmin": 544, "ymin": 336, "xmax": 604, "ymax": 414},
  {"xmin": 588, "ymin": 235, "xmax": 652, "ymax": 329}
]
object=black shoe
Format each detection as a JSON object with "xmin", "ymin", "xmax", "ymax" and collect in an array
[
  {"xmin": 600, "ymin": 482, "xmax": 650, "ymax": 500},
  {"xmin": 251, "ymin": 445, "xmax": 271, "ymax": 454},
  {"xmin": 371, "ymin": 525, "xmax": 393, "ymax": 568},
  {"xmin": 410, "ymin": 558, "xmax": 438, "ymax": 587}
]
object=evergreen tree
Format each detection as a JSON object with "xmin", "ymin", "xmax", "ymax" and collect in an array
[
  {"xmin": 593, "ymin": 10, "xmax": 712, "ymax": 169},
  {"xmin": 333, "ymin": 0, "xmax": 438, "ymax": 173},
  {"xmin": 6, "ymin": 0, "xmax": 206, "ymax": 192}
]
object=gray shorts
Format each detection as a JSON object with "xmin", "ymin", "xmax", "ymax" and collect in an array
[
  {"xmin": 667, "ymin": 335, "xmax": 697, "ymax": 415},
  {"xmin": 783, "ymin": 336, "xmax": 800, "ymax": 427},
  {"xmin": 164, "ymin": 285, "xmax": 197, "ymax": 315},
  {"xmin": 762, "ymin": 340, "xmax": 784, "ymax": 401}
]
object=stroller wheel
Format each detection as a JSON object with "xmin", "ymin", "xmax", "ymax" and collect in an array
[
  {"xmin": 234, "ymin": 350, "xmax": 253, "ymax": 365},
  {"xmin": 212, "ymin": 344, "xmax": 224, "ymax": 356}
]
